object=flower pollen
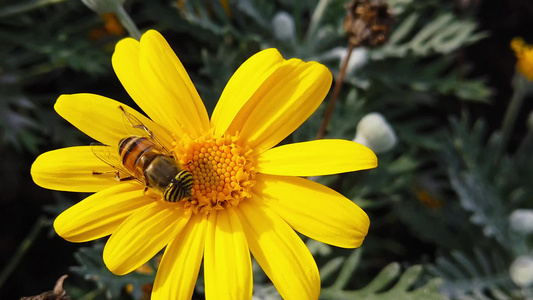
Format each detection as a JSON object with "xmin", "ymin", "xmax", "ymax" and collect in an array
[{"xmin": 173, "ymin": 132, "xmax": 255, "ymax": 214}]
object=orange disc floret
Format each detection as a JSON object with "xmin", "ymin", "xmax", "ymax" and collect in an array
[{"xmin": 173, "ymin": 132, "xmax": 255, "ymax": 214}]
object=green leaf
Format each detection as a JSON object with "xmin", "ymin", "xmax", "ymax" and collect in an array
[
  {"xmin": 376, "ymin": 11, "xmax": 487, "ymax": 58},
  {"xmin": 443, "ymin": 115, "xmax": 528, "ymax": 251},
  {"xmin": 427, "ymin": 250, "xmax": 518, "ymax": 300},
  {"xmin": 70, "ymin": 243, "xmax": 156, "ymax": 300},
  {"xmin": 321, "ymin": 262, "xmax": 446, "ymax": 300}
]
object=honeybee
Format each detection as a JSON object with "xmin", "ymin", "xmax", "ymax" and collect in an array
[{"xmin": 92, "ymin": 106, "xmax": 193, "ymax": 202}]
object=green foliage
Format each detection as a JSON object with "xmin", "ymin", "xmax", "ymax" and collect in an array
[
  {"xmin": 444, "ymin": 115, "xmax": 532, "ymax": 254},
  {"xmin": 427, "ymin": 250, "xmax": 529, "ymax": 300},
  {"xmin": 0, "ymin": 0, "xmax": 113, "ymax": 153},
  {"xmin": 377, "ymin": 12, "xmax": 487, "ymax": 57},
  {"xmin": 2, "ymin": 0, "xmax": 532, "ymax": 299},
  {"xmin": 71, "ymin": 243, "xmax": 155, "ymax": 300},
  {"xmin": 0, "ymin": 84, "xmax": 41, "ymax": 153},
  {"xmin": 321, "ymin": 250, "xmax": 446, "ymax": 300},
  {"xmin": 366, "ymin": 58, "xmax": 492, "ymax": 103},
  {"xmin": 360, "ymin": 1, "xmax": 492, "ymax": 103}
]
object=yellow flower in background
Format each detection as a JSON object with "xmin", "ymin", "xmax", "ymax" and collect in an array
[
  {"xmin": 31, "ymin": 30, "xmax": 377, "ymax": 299},
  {"xmin": 511, "ymin": 37, "xmax": 533, "ymax": 82}
]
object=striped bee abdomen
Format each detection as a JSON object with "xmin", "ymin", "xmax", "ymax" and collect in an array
[
  {"xmin": 164, "ymin": 170, "xmax": 194, "ymax": 202},
  {"xmin": 119, "ymin": 136, "xmax": 155, "ymax": 177}
]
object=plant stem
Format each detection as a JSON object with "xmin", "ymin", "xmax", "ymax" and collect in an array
[
  {"xmin": 0, "ymin": 215, "xmax": 50, "ymax": 289},
  {"xmin": 115, "ymin": 5, "xmax": 141, "ymax": 40},
  {"xmin": 317, "ymin": 42, "xmax": 355, "ymax": 139},
  {"xmin": 0, "ymin": 0, "xmax": 68, "ymax": 18},
  {"xmin": 499, "ymin": 74, "xmax": 527, "ymax": 157}
]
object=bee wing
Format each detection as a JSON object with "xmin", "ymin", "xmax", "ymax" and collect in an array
[
  {"xmin": 90, "ymin": 142, "xmax": 143, "ymax": 184},
  {"xmin": 118, "ymin": 106, "xmax": 173, "ymax": 156}
]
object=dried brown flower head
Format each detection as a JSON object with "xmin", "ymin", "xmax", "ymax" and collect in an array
[{"xmin": 343, "ymin": 0, "xmax": 393, "ymax": 47}]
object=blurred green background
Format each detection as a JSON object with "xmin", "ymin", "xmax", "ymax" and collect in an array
[{"xmin": 1, "ymin": 0, "xmax": 533, "ymax": 299}]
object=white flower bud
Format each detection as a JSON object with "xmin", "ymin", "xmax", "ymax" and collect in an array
[
  {"xmin": 510, "ymin": 209, "xmax": 533, "ymax": 234},
  {"xmin": 353, "ymin": 112, "xmax": 397, "ymax": 154},
  {"xmin": 272, "ymin": 11, "xmax": 295, "ymax": 42},
  {"xmin": 510, "ymin": 255, "xmax": 533, "ymax": 287},
  {"xmin": 81, "ymin": 0, "xmax": 124, "ymax": 14}
]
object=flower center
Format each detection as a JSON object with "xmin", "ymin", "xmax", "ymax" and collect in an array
[{"xmin": 173, "ymin": 132, "xmax": 255, "ymax": 214}]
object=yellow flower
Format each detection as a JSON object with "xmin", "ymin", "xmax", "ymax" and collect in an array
[
  {"xmin": 511, "ymin": 37, "xmax": 533, "ymax": 81},
  {"xmin": 31, "ymin": 30, "xmax": 377, "ymax": 299}
]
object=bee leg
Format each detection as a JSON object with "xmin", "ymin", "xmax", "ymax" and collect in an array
[
  {"xmin": 117, "ymin": 175, "xmax": 136, "ymax": 182},
  {"xmin": 92, "ymin": 171, "xmax": 110, "ymax": 176},
  {"xmin": 93, "ymin": 170, "xmax": 135, "ymax": 182},
  {"xmin": 92, "ymin": 170, "xmax": 119, "ymax": 178}
]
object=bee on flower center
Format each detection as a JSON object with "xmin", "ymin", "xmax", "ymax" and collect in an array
[{"xmin": 92, "ymin": 106, "xmax": 193, "ymax": 203}]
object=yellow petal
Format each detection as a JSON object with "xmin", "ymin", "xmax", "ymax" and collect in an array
[
  {"xmin": 112, "ymin": 37, "xmax": 186, "ymax": 138},
  {"xmin": 152, "ymin": 214, "xmax": 207, "ymax": 300},
  {"xmin": 236, "ymin": 197, "xmax": 320, "ymax": 300},
  {"xmin": 113, "ymin": 31, "xmax": 209, "ymax": 139},
  {"xmin": 204, "ymin": 209, "xmax": 252, "ymax": 300},
  {"xmin": 256, "ymin": 139, "xmax": 377, "ymax": 176},
  {"xmin": 138, "ymin": 30, "xmax": 210, "ymax": 138},
  {"xmin": 55, "ymin": 93, "xmax": 173, "ymax": 148},
  {"xmin": 211, "ymin": 48, "xmax": 284, "ymax": 136},
  {"xmin": 254, "ymin": 174, "xmax": 369, "ymax": 248},
  {"xmin": 31, "ymin": 146, "xmax": 119, "ymax": 192},
  {"xmin": 226, "ymin": 59, "xmax": 332, "ymax": 155},
  {"xmin": 54, "ymin": 183, "xmax": 150, "ymax": 242},
  {"xmin": 103, "ymin": 202, "xmax": 191, "ymax": 275}
]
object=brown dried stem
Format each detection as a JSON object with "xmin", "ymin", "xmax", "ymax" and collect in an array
[{"xmin": 317, "ymin": 42, "xmax": 355, "ymax": 139}]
